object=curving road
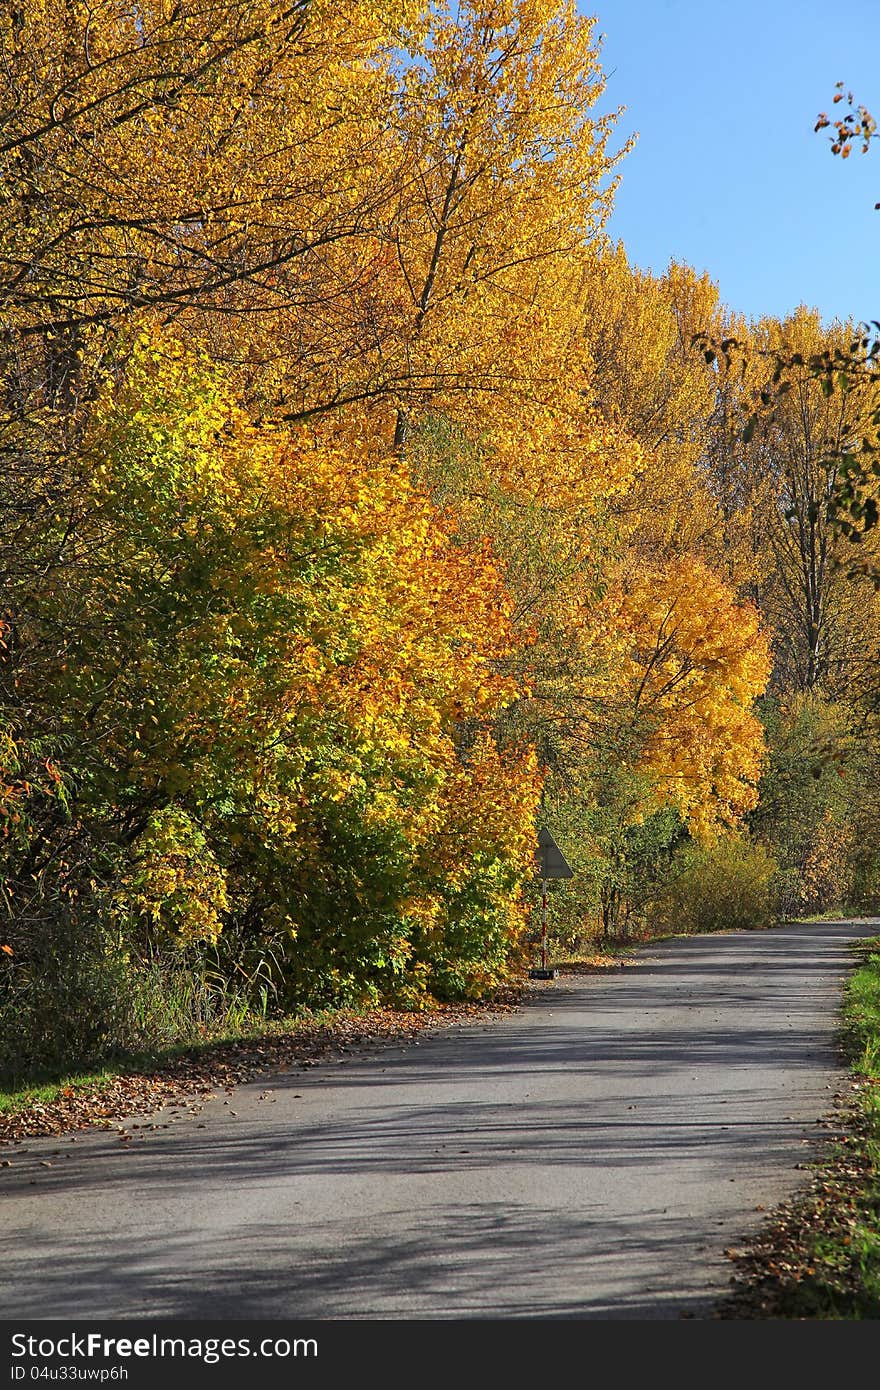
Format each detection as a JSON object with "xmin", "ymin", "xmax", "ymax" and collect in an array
[{"xmin": 1, "ymin": 918, "xmax": 875, "ymax": 1320}]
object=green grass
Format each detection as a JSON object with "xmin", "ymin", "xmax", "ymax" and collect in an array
[
  {"xmin": 0, "ymin": 1009, "xmax": 308, "ymax": 1117},
  {"xmin": 728, "ymin": 934, "xmax": 880, "ymax": 1318},
  {"xmin": 836, "ymin": 938, "xmax": 880, "ymax": 1314},
  {"xmin": 0, "ymin": 998, "xmax": 461, "ymax": 1119},
  {"xmin": 791, "ymin": 936, "xmax": 880, "ymax": 1317},
  {"xmin": 0, "ymin": 1068, "xmax": 119, "ymax": 1117}
]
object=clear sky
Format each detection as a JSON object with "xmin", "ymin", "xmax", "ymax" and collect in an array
[{"xmin": 584, "ymin": 1, "xmax": 880, "ymax": 328}]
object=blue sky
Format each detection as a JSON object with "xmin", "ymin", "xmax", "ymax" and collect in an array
[{"xmin": 584, "ymin": 1, "xmax": 880, "ymax": 328}]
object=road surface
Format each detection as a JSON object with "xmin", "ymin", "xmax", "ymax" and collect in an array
[{"xmin": 1, "ymin": 918, "xmax": 875, "ymax": 1320}]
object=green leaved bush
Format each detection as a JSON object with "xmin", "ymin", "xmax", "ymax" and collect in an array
[
  {"xmin": 0, "ymin": 328, "xmax": 540, "ymax": 1076},
  {"xmin": 651, "ymin": 833, "xmax": 780, "ymax": 936}
]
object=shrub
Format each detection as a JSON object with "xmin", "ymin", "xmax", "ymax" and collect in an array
[{"xmin": 653, "ymin": 834, "xmax": 779, "ymax": 936}]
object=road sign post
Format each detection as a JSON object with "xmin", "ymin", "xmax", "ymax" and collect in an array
[{"xmin": 531, "ymin": 828, "xmax": 573, "ymax": 980}]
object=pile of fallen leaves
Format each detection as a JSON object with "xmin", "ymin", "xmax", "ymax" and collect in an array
[
  {"xmin": 1, "ymin": 955, "xmax": 639, "ymax": 1149},
  {"xmin": 0, "ymin": 996, "xmax": 521, "ymax": 1149},
  {"xmin": 717, "ymin": 1078, "xmax": 880, "ymax": 1319}
]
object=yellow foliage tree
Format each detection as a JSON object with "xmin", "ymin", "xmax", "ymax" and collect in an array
[{"xmin": 65, "ymin": 330, "xmax": 541, "ymax": 999}]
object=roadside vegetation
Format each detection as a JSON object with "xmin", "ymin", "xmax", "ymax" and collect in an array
[{"xmin": 722, "ymin": 934, "xmax": 880, "ymax": 1319}]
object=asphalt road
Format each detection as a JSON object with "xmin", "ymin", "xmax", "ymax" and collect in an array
[{"xmin": 1, "ymin": 918, "xmax": 875, "ymax": 1321}]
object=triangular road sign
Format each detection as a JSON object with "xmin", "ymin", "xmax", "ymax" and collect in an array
[{"xmin": 536, "ymin": 826, "xmax": 573, "ymax": 879}]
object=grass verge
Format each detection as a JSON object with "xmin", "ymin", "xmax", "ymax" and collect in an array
[
  {"xmin": 0, "ymin": 953, "xmax": 633, "ymax": 1144},
  {"xmin": 721, "ymin": 933, "xmax": 880, "ymax": 1318},
  {"xmin": 0, "ymin": 994, "xmax": 530, "ymax": 1146}
]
